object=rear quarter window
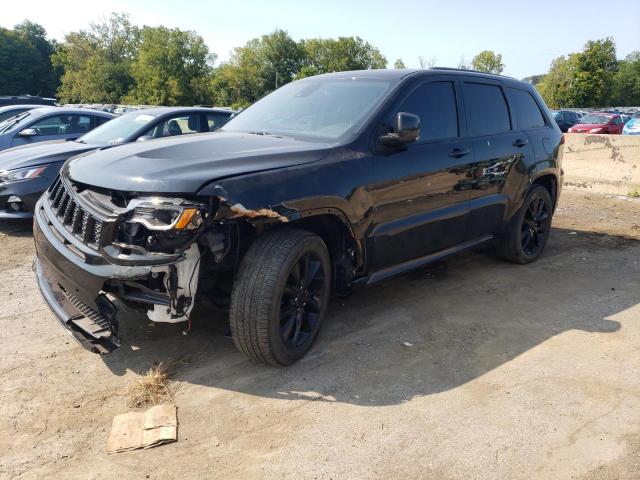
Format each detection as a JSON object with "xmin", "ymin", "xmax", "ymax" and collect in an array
[
  {"xmin": 506, "ymin": 88, "xmax": 546, "ymax": 129},
  {"xmin": 462, "ymin": 83, "xmax": 510, "ymax": 136}
]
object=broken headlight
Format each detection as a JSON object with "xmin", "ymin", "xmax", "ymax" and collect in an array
[{"xmin": 126, "ymin": 197, "xmax": 204, "ymax": 231}]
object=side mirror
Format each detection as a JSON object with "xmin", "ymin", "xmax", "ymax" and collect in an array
[
  {"xmin": 19, "ymin": 128, "xmax": 38, "ymax": 137},
  {"xmin": 380, "ymin": 112, "xmax": 421, "ymax": 147}
]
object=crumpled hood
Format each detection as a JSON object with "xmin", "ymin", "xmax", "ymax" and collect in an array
[
  {"xmin": 64, "ymin": 131, "xmax": 332, "ymax": 193},
  {"xmin": 0, "ymin": 140, "xmax": 98, "ymax": 171}
]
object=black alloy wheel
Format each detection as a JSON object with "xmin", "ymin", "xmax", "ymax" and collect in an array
[
  {"xmin": 521, "ymin": 195, "xmax": 551, "ymax": 256},
  {"xmin": 279, "ymin": 251, "xmax": 326, "ymax": 349},
  {"xmin": 496, "ymin": 184, "xmax": 554, "ymax": 264},
  {"xmin": 229, "ymin": 228, "xmax": 331, "ymax": 366}
]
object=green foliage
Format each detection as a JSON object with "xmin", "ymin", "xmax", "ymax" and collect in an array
[
  {"xmin": 210, "ymin": 29, "xmax": 303, "ymax": 108},
  {"xmin": 571, "ymin": 38, "xmax": 617, "ymax": 107},
  {"xmin": 538, "ymin": 38, "xmax": 621, "ymax": 108},
  {"xmin": 299, "ymin": 36, "xmax": 387, "ymax": 76},
  {"xmin": 536, "ymin": 55, "xmax": 577, "ymax": 108},
  {"xmin": 8, "ymin": 13, "xmax": 634, "ymax": 111},
  {"xmin": 212, "ymin": 32, "xmax": 387, "ymax": 107},
  {"xmin": 610, "ymin": 51, "xmax": 640, "ymax": 107},
  {"xmin": 0, "ymin": 21, "xmax": 58, "ymax": 96},
  {"xmin": 52, "ymin": 13, "xmax": 139, "ymax": 103},
  {"xmin": 471, "ymin": 50, "xmax": 504, "ymax": 74},
  {"xmin": 125, "ymin": 26, "xmax": 215, "ymax": 105}
]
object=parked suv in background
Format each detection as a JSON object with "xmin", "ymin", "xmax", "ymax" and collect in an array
[
  {"xmin": 551, "ymin": 110, "xmax": 580, "ymax": 132},
  {"xmin": 0, "ymin": 95, "xmax": 56, "ymax": 107},
  {"xmin": 34, "ymin": 69, "xmax": 563, "ymax": 365},
  {"xmin": 0, "ymin": 107, "xmax": 234, "ymax": 218}
]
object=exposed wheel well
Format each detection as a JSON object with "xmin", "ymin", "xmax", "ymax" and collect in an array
[
  {"xmin": 286, "ymin": 214, "xmax": 357, "ymax": 264},
  {"xmin": 532, "ymin": 174, "xmax": 558, "ymax": 208}
]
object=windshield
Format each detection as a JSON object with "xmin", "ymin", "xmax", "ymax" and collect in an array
[
  {"xmin": 551, "ymin": 111, "xmax": 561, "ymax": 119},
  {"xmin": 222, "ymin": 77, "xmax": 393, "ymax": 141},
  {"xmin": 0, "ymin": 111, "xmax": 32, "ymax": 134},
  {"xmin": 580, "ymin": 114, "xmax": 612, "ymax": 124},
  {"xmin": 78, "ymin": 113, "xmax": 157, "ymax": 145}
]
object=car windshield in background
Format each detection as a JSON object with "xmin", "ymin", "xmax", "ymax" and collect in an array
[
  {"xmin": 0, "ymin": 111, "xmax": 32, "ymax": 134},
  {"xmin": 580, "ymin": 114, "xmax": 612, "ymax": 124},
  {"xmin": 78, "ymin": 113, "xmax": 157, "ymax": 145},
  {"xmin": 222, "ymin": 78, "xmax": 393, "ymax": 141}
]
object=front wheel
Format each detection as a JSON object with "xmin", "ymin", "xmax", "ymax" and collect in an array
[
  {"xmin": 229, "ymin": 228, "xmax": 331, "ymax": 366},
  {"xmin": 496, "ymin": 185, "xmax": 553, "ymax": 264}
]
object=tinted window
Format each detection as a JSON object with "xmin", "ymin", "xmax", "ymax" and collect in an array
[
  {"xmin": 397, "ymin": 82, "xmax": 458, "ymax": 142},
  {"xmin": 613, "ymin": 116, "xmax": 622, "ymax": 125},
  {"xmin": 143, "ymin": 114, "xmax": 201, "ymax": 138},
  {"xmin": 30, "ymin": 114, "xmax": 93, "ymax": 135},
  {"xmin": 207, "ymin": 112, "xmax": 231, "ymax": 131},
  {"xmin": 506, "ymin": 88, "xmax": 546, "ymax": 129},
  {"xmin": 463, "ymin": 83, "xmax": 510, "ymax": 136}
]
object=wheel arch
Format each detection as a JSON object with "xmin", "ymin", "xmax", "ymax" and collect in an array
[{"xmin": 529, "ymin": 171, "xmax": 559, "ymax": 209}]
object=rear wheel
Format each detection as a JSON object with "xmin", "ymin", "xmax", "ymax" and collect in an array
[
  {"xmin": 496, "ymin": 185, "xmax": 553, "ymax": 264},
  {"xmin": 229, "ymin": 228, "xmax": 331, "ymax": 366}
]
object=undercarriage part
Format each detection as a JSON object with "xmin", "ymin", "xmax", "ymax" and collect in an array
[
  {"xmin": 146, "ymin": 243, "xmax": 201, "ymax": 323},
  {"xmin": 333, "ymin": 252, "xmax": 355, "ymax": 296}
]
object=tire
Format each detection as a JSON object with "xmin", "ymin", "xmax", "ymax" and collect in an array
[
  {"xmin": 229, "ymin": 228, "xmax": 331, "ymax": 366},
  {"xmin": 496, "ymin": 184, "xmax": 554, "ymax": 264}
]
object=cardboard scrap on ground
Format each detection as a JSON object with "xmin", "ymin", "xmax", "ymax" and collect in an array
[{"xmin": 107, "ymin": 404, "xmax": 177, "ymax": 454}]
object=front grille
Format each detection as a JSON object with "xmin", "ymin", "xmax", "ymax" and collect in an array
[{"xmin": 47, "ymin": 177, "xmax": 104, "ymax": 249}]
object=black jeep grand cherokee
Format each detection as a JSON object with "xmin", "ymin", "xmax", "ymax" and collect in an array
[{"xmin": 34, "ymin": 68, "xmax": 563, "ymax": 365}]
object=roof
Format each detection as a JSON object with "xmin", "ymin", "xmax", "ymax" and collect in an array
[
  {"xmin": 0, "ymin": 104, "xmax": 41, "ymax": 112},
  {"xmin": 308, "ymin": 67, "xmax": 520, "ymax": 84},
  {"xmin": 131, "ymin": 106, "xmax": 236, "ymax": 117},
  {"xmin": 26, "ymin": 106, "xmax": 116, "ymax": 117}
]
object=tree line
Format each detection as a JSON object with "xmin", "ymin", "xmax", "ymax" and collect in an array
[
  {"xmin": 0, "ymin": 13, "xmax": 387, "ymax": 109},
  {"xmin": 532, "ymin": 38, "xmax": 640, "ymax": 108},
  {"xmin": 1, "ymin": 13, "xmax": 638, "ymax": 109}
]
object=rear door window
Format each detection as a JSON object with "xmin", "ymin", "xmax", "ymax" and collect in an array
[
  {"xmin": 145, "ymin": 114, "xmax": 202, "ymax": 138},
  {"xmin": 207, "ymin": 112, "xmax": 231, "ymax": 131},
  {"xmin": 505, "ymin": 88, "xmax": 546, "ymax": 129},
  {"xmin": 462, "ymin": 83, "xmax": 511, "ymax": 136},
  {"xmin": 396, "ymin": 81, "xmax": 458, "ymax": 142},
  {"xmin": 29, "ymin": 114, "xmax": 93, "ymax": 135}
]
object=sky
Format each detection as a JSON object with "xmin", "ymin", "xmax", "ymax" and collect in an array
[{"xmin": 2, "ymin": 0, "xmax": 639, "ymax": 79}]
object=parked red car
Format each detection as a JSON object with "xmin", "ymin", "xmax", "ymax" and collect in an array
[{"xmin": 568, "ymin": 112, "xmax": 624, "ymax": 134}]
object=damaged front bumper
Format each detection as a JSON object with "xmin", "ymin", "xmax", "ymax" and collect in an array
[{"xmin": 33, "ymin": 195, "xmax": 200, "ymax": 354}]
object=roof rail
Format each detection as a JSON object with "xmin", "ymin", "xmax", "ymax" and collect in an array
[{"xmin": 429, "ymin": 67, "xmax": 516, "ymax": 80}]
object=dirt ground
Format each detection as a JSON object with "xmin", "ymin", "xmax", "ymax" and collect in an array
[{"xmin": 1, "ymin": 188, "xmax": 640, "ymax": 480}]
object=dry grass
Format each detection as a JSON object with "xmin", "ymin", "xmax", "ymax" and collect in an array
[{"xmin": 126, "ymin": 357, "xmax": 188, "ymax": 409}]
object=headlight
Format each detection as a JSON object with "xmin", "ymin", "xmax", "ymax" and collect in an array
[
  {"xmin": 126, "ymin": 197, "xmax": 204, "ymax": 231},
  {"xmin": 589, "ymin": 128, "xmax": 604, "ymax": 133},
  {"xmin": 0, "ymin": 166, "xmax": 46, "ymax": 185}
]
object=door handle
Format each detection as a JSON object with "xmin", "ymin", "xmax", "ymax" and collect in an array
[
  {"xmin": 449, "ymin": 148, "xmax": 470, "ymax": 158},
  {"xmin": 513, "ymin": 138, "xmax": 529, "ymax": 147}
]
